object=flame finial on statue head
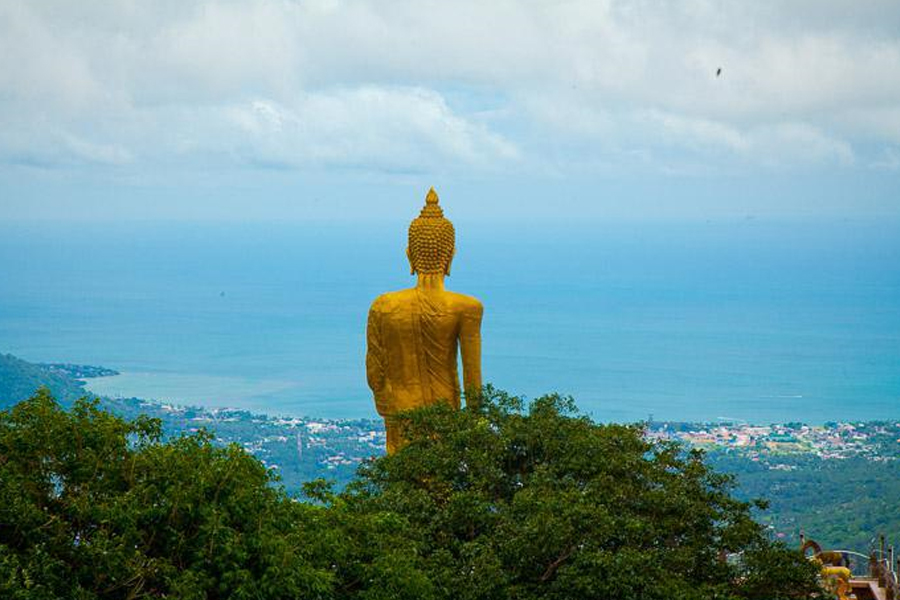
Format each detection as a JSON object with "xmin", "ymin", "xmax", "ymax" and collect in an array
[
  {"xmin": 419, "ymin": 187, "xmax": 444, "ymax": 218},
  {"xmin": 408, "ymin": 187, "xmax": 455, "ymax": 275}
]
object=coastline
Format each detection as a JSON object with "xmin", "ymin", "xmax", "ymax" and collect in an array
[
  {"xmin": 5, "ymin": 354, "xmax": 899, "ymax": 473},
  {"xmin": 79, "ymin": 364, "xmax": 899, "ymax": 465}
]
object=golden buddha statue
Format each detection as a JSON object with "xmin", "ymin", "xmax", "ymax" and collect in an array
[{"xmin": 366, "ymin": 187, "xmax": 483, "ymax": 453}]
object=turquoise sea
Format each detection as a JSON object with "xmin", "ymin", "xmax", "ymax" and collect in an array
[{"xmin": 1, "ymin": 218, "xmax": 898, "ymax": 423}]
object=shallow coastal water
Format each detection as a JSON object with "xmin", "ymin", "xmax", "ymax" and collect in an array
[
  {"xmin": 83, "ymin": 372, "xmax": 298, "ymax": 410},
  {"xmin": 2, "ymin": 218, "xmax": 899, "ymax": 423}
]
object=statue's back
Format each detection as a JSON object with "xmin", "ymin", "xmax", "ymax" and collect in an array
[
  {"xmin": 365, "ymin": 188, "xmax": 483, "ymax": 453},
  {"xmin": 367, "ymin": 288, "xmax": 481, "ymax": 416}
]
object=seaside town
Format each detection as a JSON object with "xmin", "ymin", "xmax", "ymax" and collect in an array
[
  {"xmin": 648, "ymin": 421, "xmax": 900, "ymax": 463},
  {"xmin": 16, "ymin": 355, "xmax": 897, "ymax": 490},
  {"xmin": 103, "ymin": 394, "xmax": 900, "ymax": 492}
]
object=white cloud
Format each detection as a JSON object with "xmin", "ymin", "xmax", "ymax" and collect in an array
[
  {"xmin": 0, "ymin": 2, "xmax": 105, "ymax": 111},
  {"xmin": 219, "ymin": 88, "xmax": 519, "ymax": 170},
  {"xmin": 749, "ymin": 123, "xmax": 854, "ymax": 168},
  {"xmin": 0, "ymin": 0, "xmax": 897, "ymax": 176},
  {"xmin": 647, "ymin": 111, "xmax": 748, "ymax": 154}
]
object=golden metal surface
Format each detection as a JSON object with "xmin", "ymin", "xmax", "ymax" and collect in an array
[{"xmin": 366, "ymin": 188, "xmax": 483, "ymax": 453}]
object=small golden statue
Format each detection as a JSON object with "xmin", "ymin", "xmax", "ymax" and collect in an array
[{"xmin": 366, "ymin": 187, "xmax": 483, "ymax": 453}]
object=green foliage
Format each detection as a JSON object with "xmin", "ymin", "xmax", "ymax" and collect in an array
[
  {"xmin": 1, "ymin": 388, "xmax": 823, "ymax": 599},
  {"xmin": 0, "ymin": 388, "xmax": 333, "ymax": 599},
  {"xmin": 328, "ymin": 388, "xmax": 823, "ymax": 600},
  {"xmin": 734, "ymin": 542, "xmax": 830, "ymax": 600}
]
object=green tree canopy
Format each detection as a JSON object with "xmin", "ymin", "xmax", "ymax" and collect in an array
[
  {"xmin": 331, "ymin": 388, "xmax": 823, "ymax": 600},
  {"xmin": 1, "ymin": 388, "xmax": 823, "ymax": 599},
  {"xmin": 0, "ymin": 388, "xmax": 334, "ymax": 599}
]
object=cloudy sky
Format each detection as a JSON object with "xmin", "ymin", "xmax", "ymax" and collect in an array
[{"xmin": 1, "ymin": 0, "xmax": 898, "ymax": 222}]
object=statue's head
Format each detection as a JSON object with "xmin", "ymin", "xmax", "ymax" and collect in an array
[{"xmin": 407, "ymin": 187, "xmax": 455, "ymax": 276}]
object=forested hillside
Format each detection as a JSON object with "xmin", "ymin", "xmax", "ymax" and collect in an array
[
  {"xmin": 711, "ymin": 452, "xmax": 900, "ymax": 552},
  {"xmin": 0, "ymin": 353, "xmax": 86, "ymax": 407}
]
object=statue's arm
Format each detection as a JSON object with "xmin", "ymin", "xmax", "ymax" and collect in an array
[
  {"xmin": 366, "ymin": 305, "xmax": 386, "ymax": 405},
  {"xmin": 459, "ymin": 301, "xmax": 483, "ymax": 409}
]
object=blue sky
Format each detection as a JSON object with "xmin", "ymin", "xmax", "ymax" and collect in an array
[{"xmin": 1, "ymin": 0, "xmax": 898, "ymax": 223}]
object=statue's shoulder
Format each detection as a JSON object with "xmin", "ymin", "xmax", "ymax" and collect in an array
[
  {"xmin": 369, "ymin": 289, "xmax": 416, "ymax": 313},
  {"xmin": 446, "ymin": 291, "xmax": 484, "ymax": 315}
]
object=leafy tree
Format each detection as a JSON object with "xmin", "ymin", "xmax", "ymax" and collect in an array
[
  {"xmin": 0, "ymin": 388, "xmax": 333, "ymax": 599},
  {"xmin": 1, "ymin": 387, "xmax": 823, "ymax": 599},
  {"xmin": 332, "ymin": 387, "xmax": 823, "ymax": 600}
]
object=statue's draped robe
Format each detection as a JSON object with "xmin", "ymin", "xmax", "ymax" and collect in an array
[{"xmin": 366, "ymin": 287, "xmax": 482, "ymax": 451}]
